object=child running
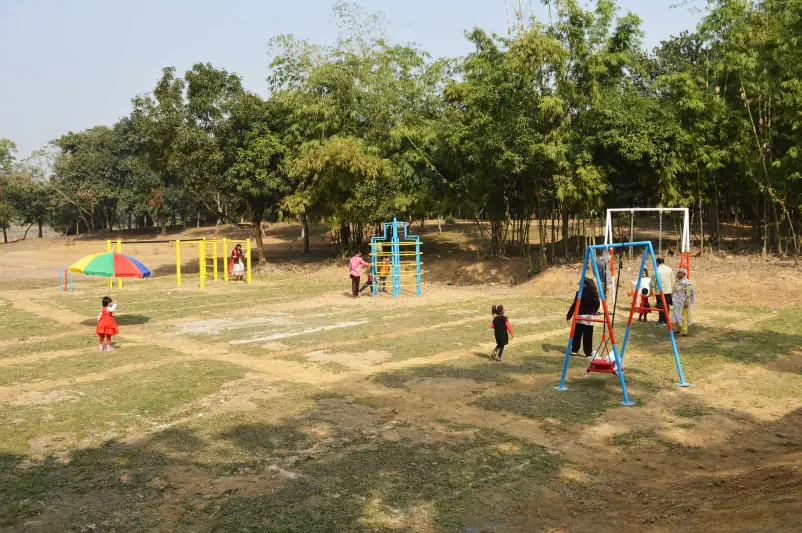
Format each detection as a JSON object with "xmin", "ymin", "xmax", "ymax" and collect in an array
[
  {"xmin": 96, "ymin": 296, "xmax": 119, "ymax": 352},
  {"xmin": 490, "ymin": 305, "xmax": 514, "ymax": 362},
  {"xmin": 637, "ymin": 287, "xmax": 651, "ymax": 322}
]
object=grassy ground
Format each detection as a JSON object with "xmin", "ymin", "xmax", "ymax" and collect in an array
[{"xmin": 0, "ymin": 234, "xmax": 800, "ymax": 532}]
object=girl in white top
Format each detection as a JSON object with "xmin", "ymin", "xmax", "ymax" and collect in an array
[{"xmin": 632, "ymin": 269, "xmax": 652, "ymax": 296}]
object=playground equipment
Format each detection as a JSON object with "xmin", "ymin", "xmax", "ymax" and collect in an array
[
  {"xmin": 370, "ymin": 218, "xmax": 422, "ymax": 298},
  {"xmin": 59, "ymin": 269, "xmax": 73, "ymax": 293},
  {"xmin": 112, "ymin": 237, "xmax": 252, "ymax": 289},
  {"xmin": 555, "ymin": 241, "xmax": 689, "ymax": 406},
  {"xmin": 603, "ymin": 208, "xmax": 691, "ymax": 308}
]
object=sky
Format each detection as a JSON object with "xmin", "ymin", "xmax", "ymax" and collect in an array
[{"xmin": 0, "ymin": 0, "xmax": 701, "ymax": 159}]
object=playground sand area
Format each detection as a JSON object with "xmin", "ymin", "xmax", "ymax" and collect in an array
[{"xmin": 0, "ymin": 225, "xmax": 800, "ymax": 532}]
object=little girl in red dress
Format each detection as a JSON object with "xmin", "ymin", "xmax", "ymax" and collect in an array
[
  {"xmin": 637, "ymin": 288, "xmax": 651, "ymax": 322},
  {"xmin": 96, "ymin": 296, "xmax": 119, "ymax": 351}
]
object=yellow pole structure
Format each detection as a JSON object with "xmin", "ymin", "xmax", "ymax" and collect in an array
[
  {"xmin": 199, "ymin": 241, "xmax": 206, "ymax": 289},
  {"xmin": 223, "ymin": 238, "xmax": 228, "ymax": 282},
  {"xmin": 106, "ymin": 240, "xmax": 112, "ymax": 291},
  {"xmin": 246, "ymin": 238, "xmax": 252, "ymax": 285},
  {"xmin": 116, "ymin": 239, "xmax": 123, "ymax": 289},
  {"xmin": 175, "ymin": 240, "xmax": 182, "ymax": 286},
  {"xmin": 212, "ymin": 239, "xmax": 218, "ymax": 281}
]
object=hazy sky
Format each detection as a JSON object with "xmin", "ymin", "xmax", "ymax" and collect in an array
[{"xmin": 0, "ymin": 1, "xmax": 701, "ymax": 158}]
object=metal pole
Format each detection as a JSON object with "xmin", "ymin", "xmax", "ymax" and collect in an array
[
  {"xmin": 213, "ymin": 239, "xmax": 218, "ymax": 281},
  {"xmin": 556, "ymin": 247, "xmax": 590, "ymax": 391},
  {"xmin": 175, "ymin": 240, "xmax": 182, "ymax": 287},
  {"xmin": 107, "ymin": 240, "xmax": 112, "ymax": 292},
  {"xmin": 246, "ymin": 239, "xmax": 252, "ymax": 284},
  {"xmin": 415, "ymin": 238, "xmax": 421, "ymax": 296},
  {"xmin": 647, "ymin": 242, "xmax": 689, "ymax": 387},
  {"xmin": 659, "ymin": 209, "xmax": 663, "ymax": 256},
  {"xmin": 592, "ymin": 253, "xmax": 634, "ymax": 406},
  {"xmin": 117, "ymin": 239, "xmax": 123, "ymax": 289},
  {"xmin": 69, "ymin": 271, "xmax": 73, "ymax": 293},
  {"xmin": 199, "ymin": 241, "xmax": 206, "ymax": 289},
  {"xmin": 619, "ymin": 250, "xmax": 649, "ymax": 364},
  {"xmin": 223, "ymin": 238, "xmax": 228, "ymax": 282}
]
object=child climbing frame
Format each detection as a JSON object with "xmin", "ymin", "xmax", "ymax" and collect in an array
[
  {"xmin": 369, "ymin": 218, "xmax": 422, "ymax": 298},
  {"xmin": 555, "ymin": 241, "xmax": 689, "ymax": 406}
]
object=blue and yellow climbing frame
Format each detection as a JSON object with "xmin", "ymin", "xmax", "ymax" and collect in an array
[{"xmin": 370, "ymin": 218, "xmax": 422, "ymax": 298}]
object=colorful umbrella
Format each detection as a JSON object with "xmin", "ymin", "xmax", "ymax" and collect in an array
[{"xmin": 69, "ymin": 252, "xmax": 151, "ymax": 279}]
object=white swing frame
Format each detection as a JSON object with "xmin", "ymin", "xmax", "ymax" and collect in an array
[{"xmin": 602, "ymin": 208, "xmax": 691, "ymax": 308}]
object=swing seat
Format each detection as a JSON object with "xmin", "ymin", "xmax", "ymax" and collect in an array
[{"xmin": 587, "ymin": 359, "xmax": 619, "ymax": 374}]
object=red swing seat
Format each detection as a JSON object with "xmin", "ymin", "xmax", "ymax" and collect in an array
[{"xmin": 587, "ymin": 358, "xmax": 619, "ymax": 374}]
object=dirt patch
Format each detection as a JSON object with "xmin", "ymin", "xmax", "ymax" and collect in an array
[
  {"xmin": 304, "ymin": 349, "xmax": 392, "ymax": 369},
  {"xmin": 12, "ymin": 389, "xmax": 79, "ymax": 406},
  {"xmin": 173, "ymin": 315, "xmax": 297, "ymax": 336}
]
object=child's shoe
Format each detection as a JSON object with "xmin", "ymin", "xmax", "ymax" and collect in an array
[
  {"xmin": 98, "ymin": 345, "xmax": 104, "ymax": 352},
  {"xmin": 105, "ymin": 345, "xmax": 115, "ymax": 352}
]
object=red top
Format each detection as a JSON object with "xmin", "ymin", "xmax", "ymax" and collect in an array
[
  {"xmin": 491, "ymin": 318, "xmax": 514, "ymax": 335},
  {"xmin": 638, "ymin": 294, "xmax": 650, "ymax": 314},
  {"xmin": 96, "ymin": 306, "xmax": 119, "ymax": 335}
]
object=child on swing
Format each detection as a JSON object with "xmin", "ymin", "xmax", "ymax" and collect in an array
[{"xmin": 637, "ymin": 288, "xmax": 651, "ymax": 322}]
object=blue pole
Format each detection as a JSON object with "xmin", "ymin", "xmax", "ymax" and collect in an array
[
  {"xmin": 591, "ymin": 252, "xmax": 634, "ymax": 406},
  {"xmin": 415, "ymin": 237, "xmax": 421, "ymax": 296},
  {"xmin": 370, "ymin": 238, "xmax": 378, "ymax": 296},
  {"xmin": 647, "ymin": 242, "xmax": 689, "ymax": 387},
  {"xmin": 556, "ymin": 248, "xmax": 591, "ymax": 391},
  {"xmin": 69, "ymin": 271, "xmax": 73, "ymax": 293},
  {"xmin": 619, "ymin": 250, "xmax": 649, "ymax": 364},
  {"xmin": 392, "ymin": 218, "xmax": 400, "ymax": 299}
]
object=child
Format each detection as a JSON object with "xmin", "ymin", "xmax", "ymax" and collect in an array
[
  {"xmin": 638, "ymin": 287, "xmax": 651, "ymax": 322},
  {"xmin": 96, "ymin": 296, "xmax": 119, "ymax": 352},
  {"xmin": 359, "ymin": 274, "xmax": 374, "ymax": 295},
  {"xmin": 490, "ymin": 305, "xmax": 514, "ymax": 361},
  {"xmin": 378, "ymin": 257, "xmax": 390, "ymax": 292}
]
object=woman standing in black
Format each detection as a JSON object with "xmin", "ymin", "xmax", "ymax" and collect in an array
[{"xmin": 566, "ymin": 278, "xmax": 601, "ymax": 357}]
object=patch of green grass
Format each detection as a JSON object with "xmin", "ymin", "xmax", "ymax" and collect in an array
[
  {"xmin": 473, "ymin": 377, "xmax": 623, "ymax": 424},
  {"xmin": 676, "ymin": 422, "xmax": 696, "ymax": 429},
  {"xmin": 0, "ymin": 299, "xmax": 71, "ymax": 341},
  {"xmin": 610, "ymin": 428, "xmax": 657, "ymax": 447},
  {"xmin": 0, "ymin": 344, "xmax": 180, "ymax": 386},
  {"xmin": 0, "ymin": 360, "xmax": 246, "ymax": 454},
  {"xmin": 0, "ymin": 334, "xmax": 94, "ymax": 359},
  {"xmin": 674, "ymin": 405, "xmax": 712, "ymax": 418},
  {"xmin": 210, "ymin": 429, "xmax": 560, "ymax": 533}
]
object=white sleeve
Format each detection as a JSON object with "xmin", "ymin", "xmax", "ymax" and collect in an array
[{"xmin": 108, "ymin": 303, "xmax": 117, "ymax": 313}]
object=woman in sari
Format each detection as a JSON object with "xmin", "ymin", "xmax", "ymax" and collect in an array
[
  {"xmin": 229, "ymin": 244, "xmax": 245, "ymax": 281},
  {"xmin": 670, "ymin": 268, "xmax": 695, "ymax": 336}
]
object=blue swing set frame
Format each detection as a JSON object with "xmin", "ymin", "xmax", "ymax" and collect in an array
[{"xmin": 555, "ymin": 241, "xmax": 689, "ymax": 405}]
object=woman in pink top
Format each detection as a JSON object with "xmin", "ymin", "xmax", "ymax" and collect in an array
[{"xmin": 348, "ymin": 252, "xmax": 371, "ymax": 299}]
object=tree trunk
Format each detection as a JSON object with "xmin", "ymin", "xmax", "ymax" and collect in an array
[
  {"xmin": 302, "ymin": 209, "xmax": 310, "ymax": 254},
  {"xmin": 762, "ymin": 191, "xmax": 768, "ymax": 257},
  {"xmin": 697, "ymin": 175, "xmax": 704, "ymax": 256},
  {"xmin": 772, "ymin": 201, "xmax": 782, "ymax": 255},
  {"xmin": 339, "ymin": 224, "xmax": 351, "ymax": 255},
  {"xmin": 437, "ymin": 214, "xmax": 442, "ymax": 233},
  {"xmin": 2, "ymin": 227, "xmax": 7, "ymax": 243},
  {"xmin": 712, "ymin": 186, "xmax": 721, "ymax": 250},
  {"xmin": 37, "ymin": 220, "xmax": 43, "ymax": 239},
  {"xmin": 21, "ymin": 222, "xmax": 34, "ymax": 240}
]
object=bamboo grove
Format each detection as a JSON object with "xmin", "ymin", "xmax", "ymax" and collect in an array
[{"xmin": 2, "ymin": 0, "xmax": 802, "ymax": 263}]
